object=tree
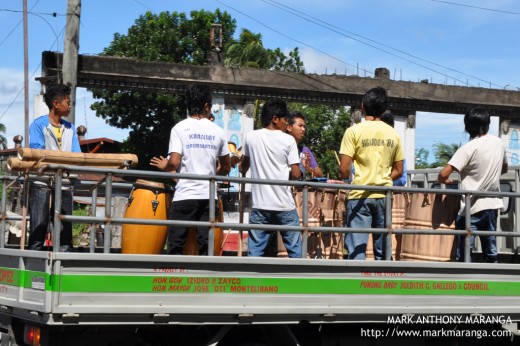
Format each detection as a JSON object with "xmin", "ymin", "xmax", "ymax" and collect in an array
[
  {"xmin": 430, "ymin": 143, "xmax": 460, "ymax": 168},
  {"xmin": 269, "ymin": 47, "xmax": 304, "ymax": 73},
  {"xmin": 89, "ymin": 10, "xmax": 237, "ymax": 169},
  {"xmin": 415, "ymin": 147, "xmax": 430, "ymax": 169},
  {"xmin": 0, "ymin": 123, "xmax": 7, "ymax": 150},
  {"xmin": 224, "ymin": 29, "xmax": 271, "ymax": 68}
]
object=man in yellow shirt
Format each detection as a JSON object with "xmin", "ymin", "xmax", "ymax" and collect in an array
[{"xmin": 339, "ymin": 87, "xmax": 404, "ymax": 260}]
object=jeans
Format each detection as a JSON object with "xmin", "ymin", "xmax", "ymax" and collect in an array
[
  {"xmin": 168, "ymin": 199, "xmax": 216, "ymax": 255},
  {"xmin": 28, "ymin": 183, "xmax": 73, "ymax": 251},
  {"xmin": 248, "ymin": 208, "xmax": 302, "ymax": 258},
  {"xmin": 455, "ymin": 209, "xmax": 498, "ymax": 263},
  {"xmin": 345, "ymin": 198, "xmax": 387, "ymax": 260}
]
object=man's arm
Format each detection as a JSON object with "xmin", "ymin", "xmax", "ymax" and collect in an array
[
  {"xmin": 502, "ymin": 162, "xmax": 508, "ymax": 175},
  {"xmin": 239, "ymin": 155, "xmax": 250, "ymax": 175},
  {"xmin": 216, "ymin": 154, "xmax": 231, "ymax": 176},
  {"xmin": 438, "ymin": 164, "xmax": 457, "ymax": 184},
  {"xmin": 304, "ymin": 149, "xmax": 323, "ymax": 178},
  {"xmin": 391, "ymin": 160, "xmax": 404, "ymax": 181},
  {"xmin": 338, "ymin": 154, "xmax": 352, "ymax": 180},
  {"xmin": 289, "ymin": 163, "xmax": 301, "ymax": 180}
]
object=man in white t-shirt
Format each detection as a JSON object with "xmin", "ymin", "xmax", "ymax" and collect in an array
[
  {"xmin": 150, "ymin": 84, "xmax": 230, "ymax": 255},
  {"xmin": 438, "ymin": 107, "xmax": 508, "ymax": 263},
  {"xmin": 240, "ymin": 98, "xmax": 303, "ymax": 258}
]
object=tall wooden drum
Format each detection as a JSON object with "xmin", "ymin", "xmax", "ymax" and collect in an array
[
  {"xmin": 278, "ymin": 188, "xmax": 346, "ymax": 259},
  {"xmin": 399, "ymin": 193, "xmax": 460, "ymax": 261},
  {"xmin": 122, "ymin": 180, "xmax": 172, "ymax": 254}
]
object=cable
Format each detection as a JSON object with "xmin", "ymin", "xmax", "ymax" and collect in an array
[
  {"xmin": 132, "ymin": 0, "xmax": 153, "ymax": 11},
  {"xmin": 0, "ymin": 9, "xmax": 65, "ymax": 16},
  {"xmin": 214, "ymin": 0, "xmax": 374, "ymax": 76},
  {"xmin": 431, "ymin": 0, "xmax": 520, "ymax": 16},
  {"xmin": 0, "ymin": 0, "xmax": 42, "ymax": 47},
  {"xmin": 261, "ymin": 0, "xmax": 505, "ymax": 88}
]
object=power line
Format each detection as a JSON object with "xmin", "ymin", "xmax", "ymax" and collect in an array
[
  {"xmin": 214, "ymin": 0, "xmax": 374, "ymax": 76},
  {"xmin": 431, "ymin": 0, "xmax": 520, "ymax": 16},
  {"xmin": 261, "ymin": 0, "xmax": 505, "ymax": 89},
  {"xmin": 0, "ymin": 9, "xmax": 65, "ymax": 16}
]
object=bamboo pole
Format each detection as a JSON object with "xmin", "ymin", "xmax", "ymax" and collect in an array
[
  {"xmin": 17, "ymin": 148, "xmax": 138, "ymax": 167},
  {"xmin": 7, "ymin": 157, "xmax": 130, "ymax": 172}
]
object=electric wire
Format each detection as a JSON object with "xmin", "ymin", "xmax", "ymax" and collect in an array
[
  {"xmin": 261, "ymin": 0, "xmax": 504, "ymax": 88},
  {"xmin": 214, "ymin": 0, "xmax": 374, "ymax": 76},
  {"xmin": 431, "ymin": 0, "xmax": 520, "ymax": 16}
]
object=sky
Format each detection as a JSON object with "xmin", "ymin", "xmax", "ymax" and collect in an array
[{"xmin": 1, "ymin": 0, "xmax": 518, "ymax": 162}]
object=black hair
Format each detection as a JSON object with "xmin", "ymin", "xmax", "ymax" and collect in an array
[
  {"xmin": 186, "ymin": 84, "xmax": 212, "ymax": 116},
  {"xmin": 464, "ymin": 107, "xmax": 490, "ymax": 139},
  {"xmin": 362, "ymin": 86, "xmax": 388, "ymax": 118},
  {"xmin": 43, "ymin": 83, "xmax": 71, "ymax": 110},
  {"xmin": 380, "ymin": 111, "xmax": 394, "ymax": 127},
  {"xmin": 288, "ymin": 111, "xmax": 306, "ymax": 126},
  {"xmin": 261, "ymin": 98, "xmax": 290, "ymax": 127}
]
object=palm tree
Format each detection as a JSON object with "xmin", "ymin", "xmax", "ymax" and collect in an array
[
  {"xmin": 431, "ymin": 143, "xmax": 460, "ymax": 167},
  {"xmin": 0, "ymin": 123, "xmax": 7, "ymax": 150},
  {"xmin": 224, "ymin": 29, "xmax": 271, "ymax": 69}
]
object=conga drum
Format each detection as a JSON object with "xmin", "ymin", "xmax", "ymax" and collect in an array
[
  {"xmin": 310, "ymin": 189, "xmax": 345, "ymax": 259},
  {"xmin": 182, "ymin": 194, "xmax": 224, "ymax": 256},
  {"xmin": 279, "ymin": 188, "xmax": 345, "ymax": 259},
  {"xmin": 122, "ymin": 180, "xmax": 173, "ymax": 254},
  {"xmin": 399, "ymin": 193, "xmax": 460, "ymax": 261},
  {"xmin": 365, "ymin": 193, "xmax": 406, "ymax": 260}
]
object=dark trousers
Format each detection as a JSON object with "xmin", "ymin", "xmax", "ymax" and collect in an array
[
  {"xmin": 167, "ymin": 199, "xmax": 212, "ymax": 255},
  {"xmin": 28, "ymin": 183, "xmax": 73, "ymax": 251}
]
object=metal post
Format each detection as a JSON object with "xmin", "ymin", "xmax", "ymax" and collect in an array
[
  {"xmin": 89, "ymin": 187, "xmax": 98, "ymax": 253},
  {"xmin": 301, "ymin": 186, "xmax": 309, "ymax": 259},
  {"xmin": 104, "ymin": 174, "xmax": 112, "ymax": 253},
  {"xmin": 385, "ymin": 191, "xmax": 393, "ymax": 260},
  {"xmin": 0, "ymin": 180, "xmax": 7, "ymax": 248},
  {"xmin": 208, "ymin": 180, "xmax": 216, "ymax": 256},
  {"xmin": 53, "ymin": 170, "xmax": 63, "ymax": 252},
  {"xmin": 464, "ymin": 193, "xmax": 472, "ymax": 263}
]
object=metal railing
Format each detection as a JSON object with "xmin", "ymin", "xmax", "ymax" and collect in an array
[{"xmin": 2, "ymin": 164, "xmax": 520, "ymax": 263}]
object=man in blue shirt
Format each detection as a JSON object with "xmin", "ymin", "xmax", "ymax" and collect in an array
[{"xmin": 28, "ymin": 83, "xmax": 81, "ymax": 251}]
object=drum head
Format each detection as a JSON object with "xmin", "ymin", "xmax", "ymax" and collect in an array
[{"xmin": 134, "ymin": 179, "xmax": 165, "ymax": 189}]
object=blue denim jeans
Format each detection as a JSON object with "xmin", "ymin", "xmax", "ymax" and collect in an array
[
  {"xmin": 345, "ymin": 198, "xmax": 387, "ymax": 260},
  {"xmin": 29, "ymin": 183, "xmax": 73, "ymax": 251},
  {"xmin": 248, "ymin": 208, "xmax": 302, "ymax": 258},
  {"xmin": 455, "ymin": 209, "xmax": 498, "ymax": 263}
]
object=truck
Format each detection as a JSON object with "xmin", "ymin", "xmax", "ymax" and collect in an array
[{"xmin": 0, "ymin": 164, "xmax": 519, "ymax": 345}]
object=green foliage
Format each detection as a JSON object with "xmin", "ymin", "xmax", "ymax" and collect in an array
[
  {"xmin": 224, "ymin": 29, "xmax": 304, "ymax": 73},
  {"xmin": 291, "ymin": 104, "xmax": 351, "ymax": 179},
  {"xmin": 89, "ymin": 10, "xmax": 237, "ymax": 169},
  {"xmin": 72, "ymin": 205, "xmax": 90, "ymax": 246},
  {"xmin": 430, "ymin": 143, "xmax": 460, "ymax": 168},
  {"xmin": 415, "ymin": 143, "xmax": 460, "ymax": 169},
  {"xmin": 224, "ymin": 29, "xmax": 271, "ymax": 68},
  {"xmin": 415, "ymin": 147, "xmax": 430, "ymax": 169},
  {"xmin": 269, "ymin": 47, "xmax": 304, "ymax": 73},
  {"xmin": 0, "ymin": 123, "xmax": 7, "ymax": 150}
]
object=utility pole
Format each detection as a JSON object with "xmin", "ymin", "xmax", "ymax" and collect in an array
[
  {"xmin": 23, "ymin": 0, "xmax": 29, "ymax": 147},
  {"xmin": 62, "ymin": 0, "xmax": 81, "ymax": 125}
]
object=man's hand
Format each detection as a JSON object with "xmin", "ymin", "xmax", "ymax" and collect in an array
[{"xmin": 150, "ymin": 156, "xmax": 168, "ymax": 171}]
